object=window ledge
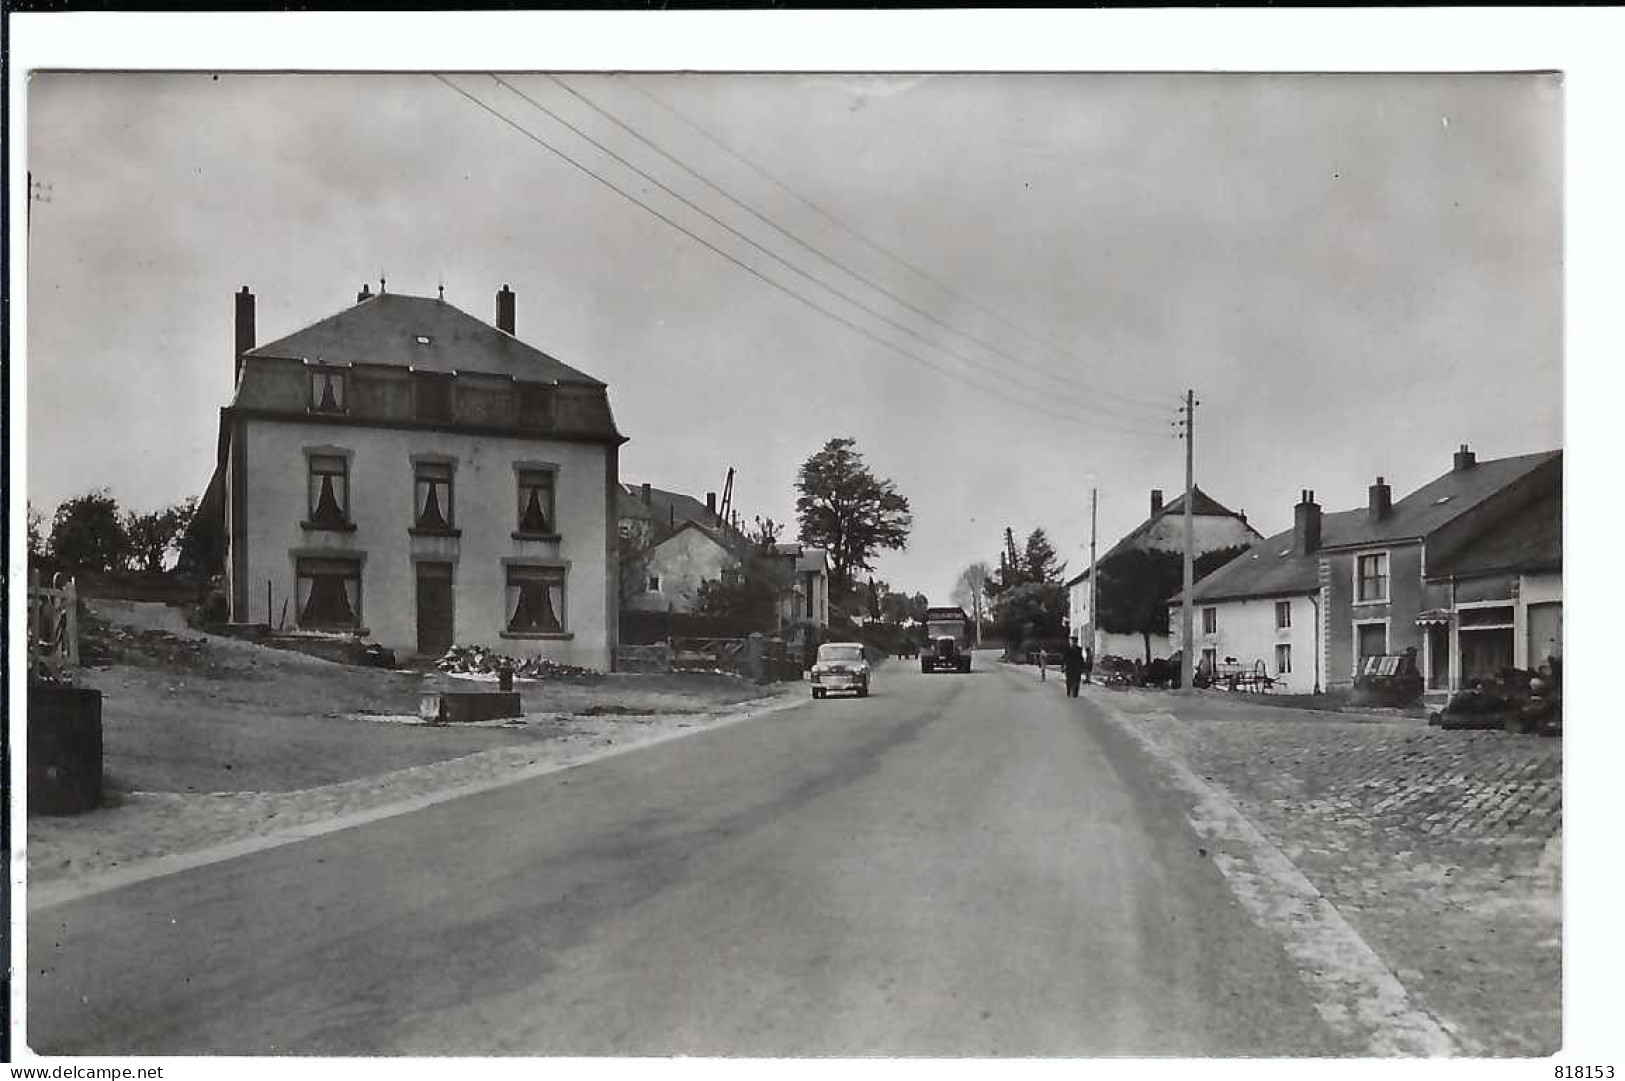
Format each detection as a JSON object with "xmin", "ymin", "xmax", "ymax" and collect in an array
[
  {"xmin": 301, "ymin": 520, "xmax": 358, "ymax": 533},
  {"xmin": 500, "ymin": 631, "xmax": 574, "ymax": 641},
  {"xmin": 409, "ymin": 527, "xmax": 463, "ymax": 538},
  {"xmin": 512, "ymin": 531, "xmax": 562, "ymax": 543},
  {"xmin": 1352, "ymin": 599, "xmax": 1390, "ymax": 607}
]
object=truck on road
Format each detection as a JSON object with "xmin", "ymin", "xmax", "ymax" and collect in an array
[{"xmin": 920, "ymin": 606, "xmax": 973, "ymax": 673}]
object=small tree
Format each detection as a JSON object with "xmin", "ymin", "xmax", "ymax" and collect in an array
[
  {"xmin": 27, "ymin": 502, "xmax": 53, "ymax": 571},
  {"xmin": 952, "ymin": 561, "xmax": 992, "ymax": 646},
  {"xmin": 795, "ymin": 437, "xmax": 912, "ymax": 604},
  {"xmin": 619, "ymin": 533, "xmax": 652, "ymax": 608},
  {"xmin": 694, "ymin": 545, "xmax": 796, "ymax": 629},
  {"xmin": 49, "ymin": 489, "xmax": 132, "ymax": 574}
]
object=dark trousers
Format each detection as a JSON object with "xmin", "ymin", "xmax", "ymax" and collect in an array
[{"xmin": 1065, "ymin": 671, "xmax": 1082, "ymax": 697}]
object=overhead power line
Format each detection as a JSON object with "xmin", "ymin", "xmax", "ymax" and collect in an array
[
  {"xmin": 548, "ymin": 73, "xmax": 1169, "ymax": 426},
  {"xmin": 434, "ymin": 75, "xmax": 1168, "ymax": 439},
  {"xmin": 619, "ymin": 74, "xmax": 1174, "ymax": 413},
  {"xmin": 492, "ymin": 74, "xmax": 1161, "ymax": 430}
]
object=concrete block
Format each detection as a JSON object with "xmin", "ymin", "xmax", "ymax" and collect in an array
[{"xmin": 419, "ymin": 691, "xmax": 523, "ymax": 724}]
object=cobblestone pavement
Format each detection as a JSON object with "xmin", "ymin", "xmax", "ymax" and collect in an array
[{"xmin": 1099, "ymin": 686, "xmax": 1561, "ymax": 1056}]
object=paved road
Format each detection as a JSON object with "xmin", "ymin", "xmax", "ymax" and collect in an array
[{"xmin": 29, "ymin": 658, "xmax": 1356, "ymax": 1056}]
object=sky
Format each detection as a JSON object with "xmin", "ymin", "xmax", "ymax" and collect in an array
[{"xmin": 26, "ymin": 69, "xmax": 1562, "ymax": 602}]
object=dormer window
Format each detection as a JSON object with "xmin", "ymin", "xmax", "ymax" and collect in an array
[
  {"xmin": 413, "ymin": 371, "xmax": 453, "ymax": 423},
  {"xmin": 310, "ymin": 368, "xmax": 346, "ymax": 414},
  {"xmin": 415, "ymin": 335, "xmax": 433, "ymax": 346},
  {"xmin": 517, "ymin": 382, "xmax": 553, "ymax": 429}
]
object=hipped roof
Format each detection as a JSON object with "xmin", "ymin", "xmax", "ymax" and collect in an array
[{"xmin": 247, "ymin": 292, "xmax": 604, "ymax": 385}]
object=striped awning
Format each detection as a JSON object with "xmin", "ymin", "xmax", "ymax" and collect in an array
[{"xmin": 1415, "ymin": 608, "xmax": 1453, "ymax": 626}]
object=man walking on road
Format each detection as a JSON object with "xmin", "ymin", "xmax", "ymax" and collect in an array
[{"xmin": 1063, "ymin": 637, "xmax": 1087, "ymax": 698}]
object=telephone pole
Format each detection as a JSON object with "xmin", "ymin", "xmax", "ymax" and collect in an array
[
  {"xmin": 1179, "ymin": 389, "xmax": 1198, "ymax": 693},
  {"xmin": 1087, "ymin": 486, "xmax": 1099, "ymax": 664}
]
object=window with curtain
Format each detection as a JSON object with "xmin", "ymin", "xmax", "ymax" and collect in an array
[
  {"xmin": 506, "ymin": 565, "xmax": 565, "ymax": 634},
  {"xmin": 1275, "ymin": 600, "xmax": 1292, "ymax": 630},
  {"xmin": 296, "ymin": 557, "xmax": 361, "ymax": 629},
  {"xmin": 1356, "ymin": 552, "xmax": 1389, "ymax": 603},
  {"xmin": 516, "ymin": 469, "xmax": 556, "ymax": 535},
  {"xmin": 414, "ymin": 461, "xmax": 454, "ymax": 531},
  {"xmin": 1202, "ymin": 607, "xmax": 1217, "ymax": 635},
  {"xmin": 1276, "ymin": 643, "xmax": 1292, "ymax": 674},
  {"xmin": 310, "ymin": 369, "xmax": 346, "ymax": 414},
  {"xmin": 307, "ymin": 453, "xmax": 350, "ymax": 527}
]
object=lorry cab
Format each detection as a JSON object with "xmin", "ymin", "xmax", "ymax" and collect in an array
[{"xmin": 920, "ymin": 606, "xmax": 973, "ymax": 673}]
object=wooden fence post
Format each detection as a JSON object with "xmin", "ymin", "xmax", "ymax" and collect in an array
[{"xmin": 65, "ymin": 577, "xmax": 79, "ymax": 668}]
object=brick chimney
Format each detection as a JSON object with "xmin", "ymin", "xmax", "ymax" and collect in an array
[
  {"xmin": 706, "ymin": 492, "xmax": 717, "ymax": 520},
  {"xmin": 1453, "ymin": 443, "xmax": 1476, "ymax": 472},
  {"xmin": 234, "ymin": 286, "xmax": 256, "ymax": 381},
  {"xmin": 1368, "ymin": 476, "xmax": 1392, "ymax": 521},
  {"xmin": 496, "ymin": 284, "xmax": 515, "ymax": 335},
  {"xmin": 1293, "ymin": 490, "xmax": 1322, "ymax": 555},
  {"xmin": 641, "ymin": 482, "xmax": 652, "ymax": 506},
  {"xmin": 356, "ymin": 283, "xmax": 373, "ymax": 304},
  {"xmin": 1150, "ymin": 489, "xmax": 1164, "ymax": 516}
]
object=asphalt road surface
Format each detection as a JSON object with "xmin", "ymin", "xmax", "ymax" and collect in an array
[{"xmin": 29, "ymin": 658, "xmax": 1358, "ymax": 1056}]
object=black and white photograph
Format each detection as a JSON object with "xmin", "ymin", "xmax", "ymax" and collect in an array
[{"xmin": 8, "ymin": 8, "xmax": 1618, "ymax": 1071}]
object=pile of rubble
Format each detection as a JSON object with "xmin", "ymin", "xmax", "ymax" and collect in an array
[
  {"xmin": 79, "ymin": 612, "xmax": 211, "ymax": 671},
  {"xmin": 435, "ymin": 645, "xmax": 600, "ymax": 682}
]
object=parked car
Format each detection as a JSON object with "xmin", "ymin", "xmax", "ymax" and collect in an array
[{"xmin": 811, "ymin": 642, "xmax": 871, "ymax": 699}]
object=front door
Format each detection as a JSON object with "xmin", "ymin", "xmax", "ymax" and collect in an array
[
  {"xmin": 416, "ymin": 561, "xmax": 454, "ymax": 657},
  {"xmin": 1527, "ymin": 602, "xmax": 1562, "ymax": 668}
]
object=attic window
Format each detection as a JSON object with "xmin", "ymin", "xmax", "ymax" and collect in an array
[
  {"xmin": 1433, "ymin": 495, "xmax": 1453, "ymax": 505},
  {"xmin": 415, "ymin": 335, "xmax": 433, "ymax": 346},
  {"xmin": 1278, "ymin": 549, "xmax": 1290, "ymax": 557}
]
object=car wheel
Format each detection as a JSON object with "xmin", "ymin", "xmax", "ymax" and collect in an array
[
  {"xmin": 812, "ymin": 688, "xmax": 824, "ymax": 699},
  {"xmin": 858, "ymin": 685, "xmax": 869, "ymax": 698}
]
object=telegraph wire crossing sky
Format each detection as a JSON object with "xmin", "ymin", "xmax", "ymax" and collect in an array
[
  {"xmin": 26, "ymin": 72, "xmax": 1561, "ymax": 599},
  {"xmin": 437, "ymin": 73, "xmax": 1173, "ymax": 439}
]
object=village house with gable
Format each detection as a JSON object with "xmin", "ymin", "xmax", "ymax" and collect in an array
[
  {"xmin": 1172, "ymin": 445, "xmax": 1561, "ymax": 700},
  {"xmin": 1066, "ymin": 487, "xmax": 1261, "ymax": 662},
  {"xmin": 197, "ymin": 282, "xmax": 626, "ymax": 669},
  {"xmin": 618, "ymin": 482, "xmax": 830, "ymax": 630}
]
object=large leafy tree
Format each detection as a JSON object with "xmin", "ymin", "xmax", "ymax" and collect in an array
[
  {"xmin": 49, "ymin": 489, "xmax": 132, "ymax": 574},
  {"xmin": 124, "ymin": 497, "xmax": 198, "ymax": 574},
  {"xmin": 795, "ymin": 438, "xmax": 912, "ymax": 604},
  {"xmin": 1095, "ymin": 543, "xmax": 1251, "ymax": 662}
]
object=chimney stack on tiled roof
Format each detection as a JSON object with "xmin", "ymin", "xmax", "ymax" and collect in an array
[
  {"xmin": 1150, "ymin": 489, "xmax": 1164, "ymax": 516},
  {"xmin": 706, "ymin": 492, "xmax": 717, "ymax": 520},
  {"xmin": 641, "ymin": 482, "xmax": 652, "ymax": 506},
  {"xmin": 356, "ymin": 283, "xmax": 373, "ymax": 304},
  {"xmin": 1453, "ymin": 443, "xmax": 1477, "ymax": 472},
  {"xmin": 234, "ymin": 286, "xmax": 255, "ymax": 382},
  {"xmin": 1369, "ymin": 476, "xmax": 1392, "ymax": 521},
  {"xmin": 1293, "ymin": 489, "xmax": 1322, "ymax": 556},
  {"xmin": 496, "ymin": 284, "xmax": 516, "ymax": 335}
]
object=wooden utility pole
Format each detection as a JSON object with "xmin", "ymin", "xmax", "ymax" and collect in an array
[
  {"xmin": 1180, "ymin": 389, "xmax": 1198, "ymax": 693},
  {"xmin": 1088, "ymin": 486, "xmax": 1099, "ymax": 665}
]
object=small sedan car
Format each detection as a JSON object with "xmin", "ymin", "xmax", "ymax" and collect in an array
[{"xmin": 810, "ymin": 642, "xmax": 871, "ymax": 699}]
